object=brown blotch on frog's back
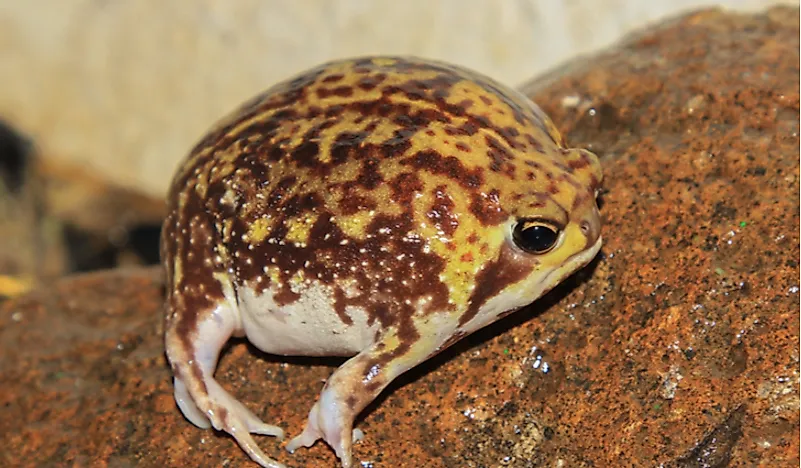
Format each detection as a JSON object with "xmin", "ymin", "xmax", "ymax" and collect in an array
[
  {"xmin": 379, "ymin": 68, "xmax": 530, "ymax": 149},
  {"xmin": 392, "ymin": 107, "xmax": 452, "ymax": 128},
  {"xmin": 338, "ymin": 183, "xmax": 377, "ymax": 215},
  {"xmin": 444, "ymin": 124, "xmax": 471, "ymax": 137},
  {"xmin": 389, "ymin": 73, "xmax": 462, "ymax": 103},
  {"xmin": 330, "ymin": 131, "xmax": 370, "ymax": 164},
  {"xmin": 428, "ymin": 185, "xmax": 459, "ymax": 237},
  {"xmin": 469, "ymin": 189, "xmax": 507, "ymax": 226},
  {"xmin": 357, "ymin": 75, "xmax": 384, "ymax": 91},
  {"xmin": 289, "ymin": 140, "xmax": 321, "ymax": 168},
  {"xmin": 321, "ymin": 73, "xmax": 345, "ymax": 83},
  {"xmin": 264, "ymin": 65, "xmax": 328, "ymax": 110},
  {"xmin": 379, "ymin": 128, "xmax": 416, "ymax": 158},
  {"xmin": 184, "ymin": 92, "xmax": 288, "ymax": 161},
  {"xmin": 389, "ymin": 171, "xmax": 424, "ymax": 206},
  {"xmin": 299, "ymin": 64, "xmax": 533, "ymax": 159},
  {"xmin": 316, "ymin": 85, "xmax": 355, "ymax": 99},
  {"xmin": 265, "ymin": 176, "xmax": 298, "ymax": 209},
  {"xmin": 469, "ymin": 78, "xmax": 530, "ymax": 125},
  {"xmin": 234, "ymin": 151, "xmax": 271, "ymax": 183},
  {"xmin": 203, "ymin": 112, "xmax": 290, "ymax": 168},
  {"xmin": 485, "ymin": 134, "xmax": 516, "ymax": 174},
  {"xmin": 401, "ymin": 150, "xmax": 484, "ymax": 189},
  {"xmin": 454, "ymin": 142, "xmax": 471, "ymax": 153},
  {"xmin": 281, "ymin": 191, "xmax": 323, "ymax": 218},
  {"xmin": 355, "ymin": 157, "xmax": 384, "ymax": 189},
  {"xmin": 328, "ymin": 125, "xmax": 413, "ymax": 165}
]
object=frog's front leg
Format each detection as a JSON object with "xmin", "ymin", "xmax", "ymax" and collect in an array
[{"xmin": 286, "ymin": 321, "xmax": 449, "ymax": 468}]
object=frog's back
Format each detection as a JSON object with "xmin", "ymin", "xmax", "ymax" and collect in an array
[{"xmin": 166, "ymin": 56, "xmax": 572, "ymax": 209}]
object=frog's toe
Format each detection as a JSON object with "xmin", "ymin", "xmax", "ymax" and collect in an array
[
  {"xmin": 251, "ymin": 422, "xmax": 285, "ymax": 438},
  {"xmin": 205, "ymin": 379, "xmax": 285, "ymax": 438},
  {"xmin": 174, "ymin": 376, "xmax": 211, "ymax": 429},
  {"xmin": 203, "ymin": 381, "xmax": 286, "ymax": 467},
  {"xmin": 227, "ymin": 427, "xmax": 287, "ymax": 468},
  {"xmin": 286, "ymin": 427, "xmax": 320, "ymax": 453},
  {"xmin": 174, "ymin": 370, "xmax": 286, "ymax": 468},
  {"xmin": 285, "ymin": 401, "xmax": 324, "ymax": 452}
]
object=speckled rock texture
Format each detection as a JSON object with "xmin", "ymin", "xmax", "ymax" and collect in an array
[{"xmin": 1, "ymin": 7, "xmax": 798, "ymax": 468}]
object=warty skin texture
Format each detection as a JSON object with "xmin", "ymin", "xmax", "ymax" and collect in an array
[{"xmin": 161, "ymin": 56, "xmax": 603, "ymax": 468}]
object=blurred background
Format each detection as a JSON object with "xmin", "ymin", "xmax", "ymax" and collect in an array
[{"xmin": 0, "ymin": 0, "xmax": 793, "ymax": 290}]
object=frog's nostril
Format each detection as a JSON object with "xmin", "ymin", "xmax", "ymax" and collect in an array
[{"xmin": 580, "ymin": 220, "xmax": 591, "ymax": 236}]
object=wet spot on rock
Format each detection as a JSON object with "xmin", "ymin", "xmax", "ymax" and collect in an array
[{"xmin": 666, "ymin": 405, "xmax": 745, "ymax": 468}]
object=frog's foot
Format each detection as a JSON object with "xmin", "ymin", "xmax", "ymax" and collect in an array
[
  {"xmin": 285, "ymin": 393, "xmax": 364, "ymax": 462},
  {"xmin": 285, "ymin": 381, "xmax": 359, "ymax": 467},
  {"xmin": 285, "ymin": 328, "xmax": 443, "ymax": 468},
  {"xmin": 174, "ymin": 373, "xmax": 285, "ymax": 437},
  {"xmin": 167, "ymin": 303, "xmax": 285, "ymax": 468},
  {"xmin": 174, "ymin": 372, "xmax": 285, "ymax": 468}
]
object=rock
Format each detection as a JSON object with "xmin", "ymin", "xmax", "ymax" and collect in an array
[{"xmin": 1, "ymin": 7, "xmax": 797, "ymax": 467}]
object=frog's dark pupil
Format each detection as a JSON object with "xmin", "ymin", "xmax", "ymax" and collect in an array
[{"xmin": 513, "ymin": 222, "xmax": 559, "ymax": 254}]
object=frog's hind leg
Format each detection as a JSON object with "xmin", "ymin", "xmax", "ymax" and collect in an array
[
  {"xmin": 165, "ymin": 291, "xmax": 285, "ymax": 468},
  {"xmin": 285, "ymin": 321, "xmax": 450, "ymax": 468}
]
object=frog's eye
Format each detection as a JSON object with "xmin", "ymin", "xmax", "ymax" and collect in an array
[{"xmin": 512, "ymin": 219, "xmax": 561, "ymax": 254}]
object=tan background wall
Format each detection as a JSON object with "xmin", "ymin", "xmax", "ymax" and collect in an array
[{"xmin": 0, "ymin": 0, "xmax": 793, "ymax": 197}]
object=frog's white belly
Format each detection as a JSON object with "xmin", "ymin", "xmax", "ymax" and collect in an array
[{"xmin": 235, "ymin": 282, "xmax": 378, "ymax": 357}]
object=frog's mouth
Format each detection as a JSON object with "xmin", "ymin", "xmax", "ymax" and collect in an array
[{"xmin": 539, "ymin": 236, "xmax": 603, "ymax": 291}]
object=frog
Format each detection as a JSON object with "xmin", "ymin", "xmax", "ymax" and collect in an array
[{"xmin": 161, "ymin": 56, "xmax": 603, "ymax": 468}]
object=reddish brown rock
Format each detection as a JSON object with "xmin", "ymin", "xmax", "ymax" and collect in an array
[{"xmin": 0, "ymin": 6, "xmax": 798, "ymax": 467}]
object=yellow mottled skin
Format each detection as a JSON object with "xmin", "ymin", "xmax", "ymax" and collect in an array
[{"xmin": 161, "ymin": 56, "xmax": 603, "ymax": 468}]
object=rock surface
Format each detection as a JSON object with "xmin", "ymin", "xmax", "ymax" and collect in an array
[{"xmin": 1, "ymin": 7, "xmax": 798, "ymax": 468}]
